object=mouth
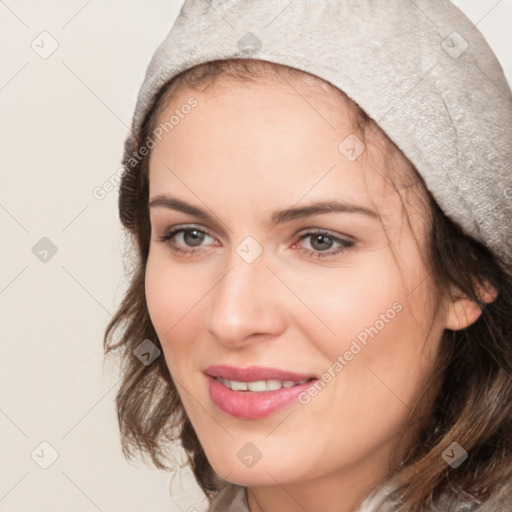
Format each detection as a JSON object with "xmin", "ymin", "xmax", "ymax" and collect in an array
[
  {"xmin": 213, "ymin": 376, "xmax": 312, "ymax": 392},
  {"xmin": 204, "ymin": 365, "xmax": 318, "ymax": 419}
]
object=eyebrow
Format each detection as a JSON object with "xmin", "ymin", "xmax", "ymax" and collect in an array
[{"xmin": 148, "ymin": 195, "xmax": 379, "ymax": 225}]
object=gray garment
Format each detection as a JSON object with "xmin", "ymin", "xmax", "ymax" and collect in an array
[
  {"xmin": 205, "ymin": 483, "xmax": 405, "ymax": 512},
  {"xmin": 206, "ymin": 484, "xmax": 385, "ymax": 512},
  {"xmin": 206, "ymin": 482, "xmax": 506, "ymax": 512},
  {"xmin": 208, "ymin": 483, "xmax": 249, "ymax": 512},
  {"xmin": 127, "ymin": 0, "xmax": 512, "ymax": 265}
]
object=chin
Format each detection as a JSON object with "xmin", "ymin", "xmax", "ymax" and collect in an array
[
  {"xmin": 207, "ymin": 452, "xmax": 302, "ymax": 487},
  {"xmin": 215, "ymin": 468, "xmax": 281, "ymax": 487}
]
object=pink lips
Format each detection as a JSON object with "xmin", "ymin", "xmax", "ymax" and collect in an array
[{"xmin": 204, "ymin": 365, "xmax": 317, "ymax": 419}]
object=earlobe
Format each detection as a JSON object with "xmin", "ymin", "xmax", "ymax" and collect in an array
[
  {"xmin": 444, "ymin": 296, "xmax": 483, "ymax": 331},
  {"xmin": 444, "ymin": 280, "xmax": 498, "ymax": 331}
]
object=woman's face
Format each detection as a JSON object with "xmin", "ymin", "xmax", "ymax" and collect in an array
[{"xmin": 145, "ymin": 77, "xmax": 449, "ymax": 497}]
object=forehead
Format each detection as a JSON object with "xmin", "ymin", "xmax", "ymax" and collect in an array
[
  {"xmin": 153, "ymin": 81, "xmax": 374, "ymax": 182},
  {"xmin": 148, "ymin": 78, "xmax": 423, "ymax": 234}
]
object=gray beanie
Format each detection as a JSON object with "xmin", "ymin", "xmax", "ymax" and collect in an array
[{"xmin": 126, "ymin": 0, "xmax": 512, "ymax": 264}]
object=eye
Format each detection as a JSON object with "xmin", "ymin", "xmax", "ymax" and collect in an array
[
  {"xmin": 157, "ymin": 225, "xmax": 355, "ymax": 259},
  {"xmin": 157, "ymin": 225, "xmax": 216, "ymax": 255},
  {"xmin": 294, "ymin": 230, "xmax": 355, "ymax": 259}
]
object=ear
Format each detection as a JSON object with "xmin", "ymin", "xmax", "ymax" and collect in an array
[{"xmin": 444, "ymin": 280, "xmax": 498, "ymax": 331}]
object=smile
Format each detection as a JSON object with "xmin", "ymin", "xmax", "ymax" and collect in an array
[
  {"xmin": 215, "ymin": 377, "xmax": 310, "ymax": 392},
  {"xmin": 204, "ymin": 365, "xmax": 318, "ymax": 419}
]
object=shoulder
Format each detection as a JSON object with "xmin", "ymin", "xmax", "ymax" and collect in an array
[
  {"xmin": 207, "ymin": 482, "xmax": 249, "ymax": 512},
  {"xmin": 358, "ymin": 481, "xmax": 512, "ymax": 512}
]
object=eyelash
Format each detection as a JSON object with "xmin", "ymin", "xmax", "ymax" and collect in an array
[{"xmin": 157, "ymin": 225, "xmax": 355, "ymax": 259}]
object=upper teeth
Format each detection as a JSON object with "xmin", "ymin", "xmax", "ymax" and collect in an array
[{"xmin": 217, "ymin": 378, "xmax": 308, "ymax": 392}]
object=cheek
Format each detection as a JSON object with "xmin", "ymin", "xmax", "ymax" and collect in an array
[
  {"xmin": 282, "ymin": 250, "xmax": 405, "ymax": 351},
  {"xmin": 145, "ymin": 255, "xmax": 176, "ymax": 336},
  {"xmin": 144, "ymin": 251, "xmax": 220, "ymax": 390},
  {"xmin": 296, "ymin": 252, "xmax": 439, "ymax": 422},
  {"xmin": 324, "ymin": 281, "xmax": 441, "ymax": 440},
  {"xmin": 144, "ymin": 254, "xmax": 199, "ymax": 355}
]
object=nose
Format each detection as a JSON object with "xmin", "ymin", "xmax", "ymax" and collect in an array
[{"xmin": 204, "ymin": 249, "xmax": 287, "ymax": 348}]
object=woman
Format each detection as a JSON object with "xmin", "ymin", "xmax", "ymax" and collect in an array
[{"xmin": 104, "ymin": 1, "xmax": 512, "ymax": 511}]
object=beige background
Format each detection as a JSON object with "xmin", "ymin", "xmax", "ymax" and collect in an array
[{"xmin": 0, "ymin": 1, "xmax": 510, "ymax": 511}]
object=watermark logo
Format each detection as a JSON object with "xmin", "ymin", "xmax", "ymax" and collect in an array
[
  {"xmin": 134, "ymin": 339, "xmax": 161, "ymax": 366},
  {"xmin": 31, "ymin": 441, "xmax": 59, "ymax": 469},
  {"xmin": 32, "ymin": 237, "xmax": 58, "ymax": 263},
  {"xmin": 237, "ymin": 32, "xmax": 262, "ymax": 57},
  {"xmin": 338, "ymin": 134, "xmax": 365, "ymax": 162},
  {"xmin": 92, "ymin": 167, "xmax": 126, "ymax": 201},
  {"xmin": 31, "ymin": 31, "xmax": 59, "ymax": 59},
  {"xmin": 92, "ymin": 97, "xmax": 198, "ymax": 200},
  {"xmin": 236, "ymin": 236, "xmax": 263, "ymax": 264},
  {"xmin": 298, "ymin": 301, "xmax": 403, "ymax": 405},
  {"xmin": 441, "ymin": 32, "xmax": 468, "ymax": 59},
  {"xmin": 237, "ymin": 442, "xmax": 263, "ymax": 468},
  {"xmin": 442, "ymin": 441, "xmax": 468, "ymax": 468}
]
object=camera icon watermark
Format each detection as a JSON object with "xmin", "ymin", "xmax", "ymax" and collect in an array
[
  {"xmin": 31, "ymin": 441, "xmax": 59, "ymax": 469},
  {"xmin": 237, "ymin": 442, "xmax": 262, "ymax": 468},
  {"xmin": 32, "ymin": 237, "xmax": 58, "ymax": 263},
  {"xmin": 134, "ymin": 339, "xmax": 161, "ymax": 366},
  {"xmin": 236, "ymin": 236, "xmax": 263, "ymax": 264},
  {"xmin": 338, "ymin": 134, "xmax": 365, "ymax": 162},
  {"xmin": 237, "ymin": 32, "xmax": 262, "ymax": 57},
  {"xmin": 31, "ymin": 31, "xmax": 59, "ymax": 59},
  {"xmin": 441, "ymin": 32, "xmax": 468, "ymax": 59},
  {"xmin": 441, "ymin": 441, "xmax": 468, "ymax": 468}
]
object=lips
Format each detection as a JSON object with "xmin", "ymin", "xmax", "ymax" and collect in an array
[
  {"xmin": 204, "ymin": 365, "xmax": 316, "ymax": 382},
  {"xmin": 204, "ymin": 365, "xmax": 318, "ymax": 419}
]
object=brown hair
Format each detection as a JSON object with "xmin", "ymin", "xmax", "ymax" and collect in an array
[{"xmin": 104, "ymin": 59, "xmax": 512, "ymax": 510}]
